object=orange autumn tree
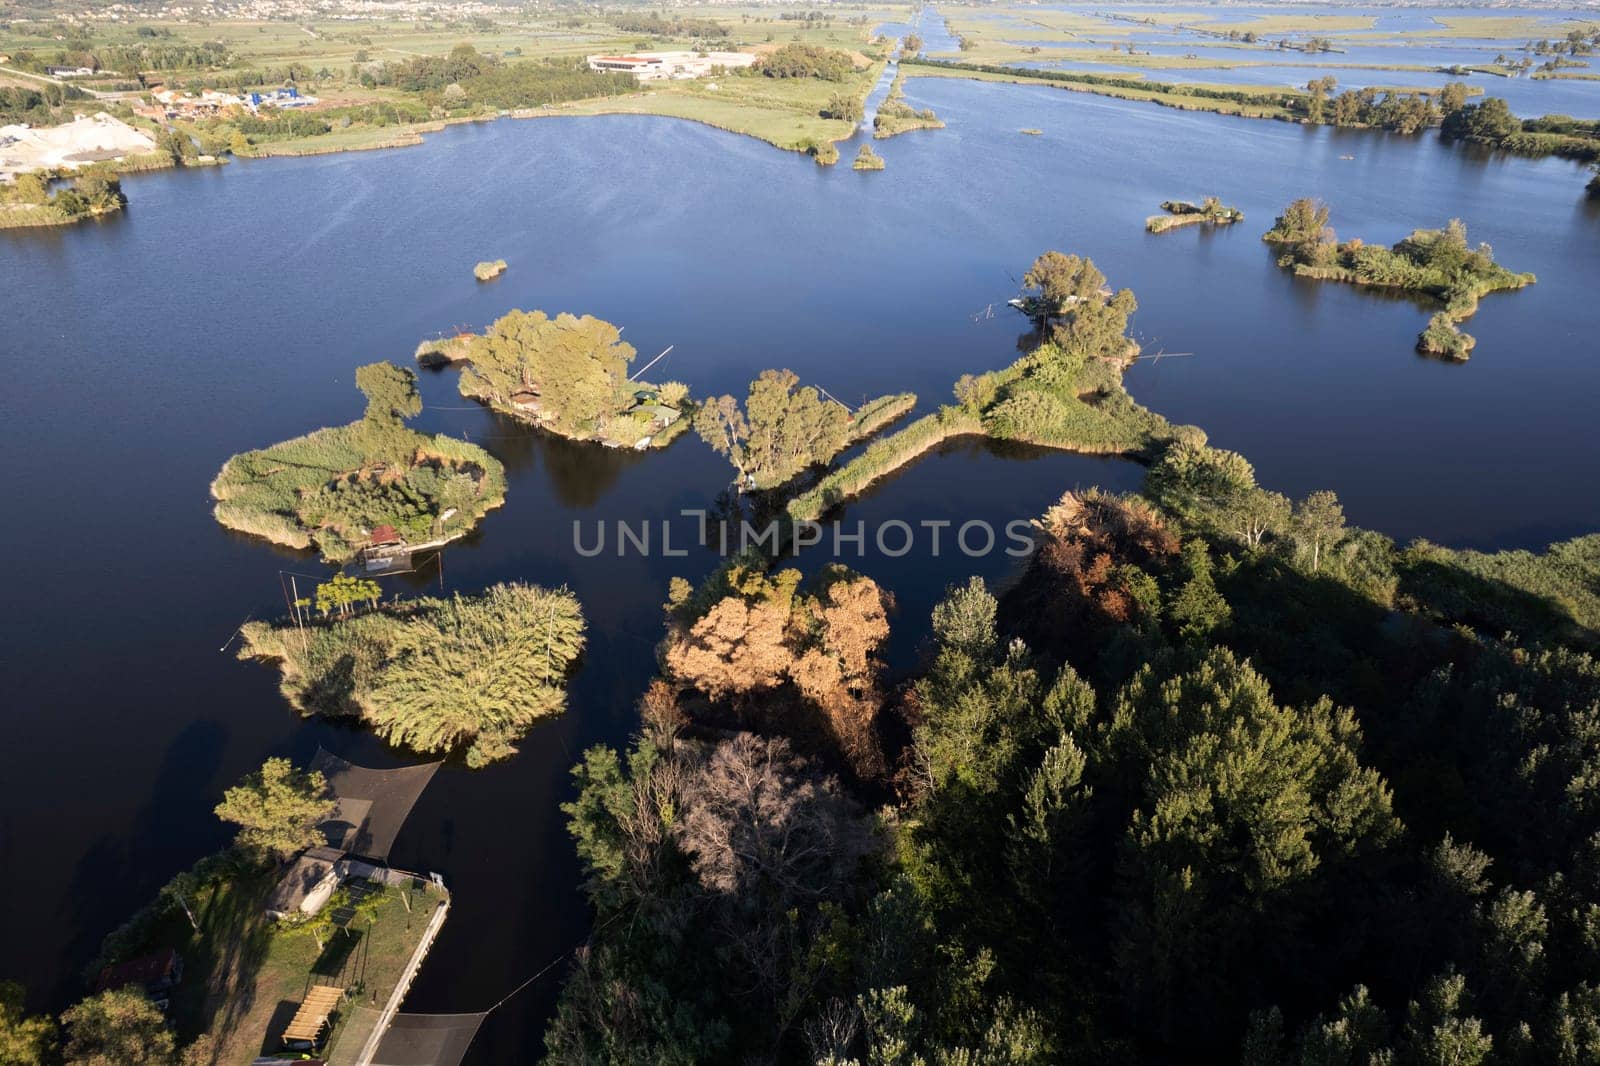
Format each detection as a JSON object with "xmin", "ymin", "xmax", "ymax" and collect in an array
[{"xmin": 662, "ymin": 560, "xmax": 891, "ymax": 779}]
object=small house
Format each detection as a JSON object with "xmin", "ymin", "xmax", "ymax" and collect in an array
[
  {"xmin": 368, "ymin": 524, "xmax": 403, "ymax": 548},
  {"xmin": 265, "ymin": 846, "xmax": 345, "ymax": 919},
  {"xmin": 94, "ymin": 946, "xmax": 183, "ymax": 997}
]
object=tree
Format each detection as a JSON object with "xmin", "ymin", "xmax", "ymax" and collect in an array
[
  {"xmin": 1109, "ymin": 649, "xmax": 1399, "ymax": 1042},
  {"xmin": 354, "ymin": 360, "xmax": 422, "ymax": 428},
  {"xmin": 214, "ymin": 757, "xmax": 335, "ymax": 859},
  {"xmin": 460, "ymin": 310, "xmax": 635, "ymax": 438},
  {"xmin": 1264, "ymin": 198, "xmax": 1331, "ymax": 244},
  {"xmin": 1305, "ymin": 75, "xmax": 1337, "ymax": 122},
  {"xmin": 1021, "ymin": 251, "xmax": 1107, "ymax": 328},
  {"xmin": 155, "ymin": 126, "xmax": 195, "ymax": 165},
  {"xmin": 695, "ymin": 370, "xmax": 852, "ymax": 489},
  {"xmin": 1166, "ymin": 541, "xmax": 1231, "ymax": 642},
  {"xmin": 1400, "ymin": 972, "xmax": 1493, "ymax": 1066},
  {"xmin": 694, "ymin": 394, "xmax": 752, "ymax": 486},
  {"xmin": 1441, "ymin": 96, "xmax": 1521, "ymax": 144},
  {"xmin": 11, "ymin": 172, "xmax": 49, "ymax": 205},
  {"xmin": 1292, "ymin": 490, "xmax": 1345, "ymax": 572},
  {"xmin": 1439, "ymin": 80, "xmax": 1470, "ymax": 116},
  {"xmin": 903, "ymin": 33, "xmax": 922, "ymax": 54},
  {"xmin": 677, "ymin": 733, "xmax": 873, "ymax": 902},
  {"xmin": 314, "ymin": 572, "xmax": 382, "ymax": 617},
  {"xmin": 353, "ymin": 360, "xmax": 423, "ymax": 466},
  {"xmin": 59, "ymin": 989, "xmax": 175, "ymax": 1066},
  {"xmin": 0, "ymin": 982, "xmax": 54, "ymax": 1066},
  {"xmin": 820, "ymin": 91, "xmax": 862, "ymax": 123},
  {"xmin": 932, "ymin": 576, "xmax": 998, "ymax": 661}
]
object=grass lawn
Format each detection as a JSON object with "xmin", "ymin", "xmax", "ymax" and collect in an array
[
  {"xmin": 146, "ymin": 865, "xmax": 445, "ymax": 1065},
  {"xmin": 545, "ymin": 60, "xmax": 883, "ymax": 152}
]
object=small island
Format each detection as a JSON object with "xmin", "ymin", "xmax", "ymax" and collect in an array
[
  {"xmin": 1146, "ymin": 196, "xmax": 1245, "ymax": 233},
  {"xmin": 418, "ymin": 309, "xmax": 692, "ymax": 449},
  {"xmin": 1264, "ymin": 198, "xmax": 1534, "ymax": 358},
  {"xmin": 210, "ymin": 363, "xmax": 506, "ymax": 562},
  {"xmin": 853, "ymin": 143, "xmax": 886, "ymax": 170},
  {"xmin": 473, "ymin": 258, "xmax": 507, "ymax": 281},
  {"xmin": 240, "ymin": 580, "xmax": 585, "ymax": 766},
  {"xmin": 1417, "ymin": 312, "xmax": 1477, "ymax": 360},
  {"xmin": 694, "ymin": 370, "xmax": 916, "ymax": 491},
  {"xmin": 1020, "ymin": 128, "xmax": 1044, "ymax": 135}
]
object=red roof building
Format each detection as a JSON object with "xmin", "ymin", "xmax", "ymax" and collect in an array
[{"xmin": 95, "ymin": 946, "xmax": 183, "ymax": 995}]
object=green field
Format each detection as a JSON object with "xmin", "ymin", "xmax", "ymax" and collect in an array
[{"xmin": 1, "ymin": 5, "xmax": 902, "ymax": 159}]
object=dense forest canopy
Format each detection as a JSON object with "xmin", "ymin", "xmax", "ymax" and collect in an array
[{"xmin": 541, "ymin": 228, "xmax": 1600, "ymax": 1063}]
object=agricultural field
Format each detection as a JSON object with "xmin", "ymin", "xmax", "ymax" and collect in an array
[{"xmin": 0, "ymin": 5, "xmax": 901, "ymax": 159}]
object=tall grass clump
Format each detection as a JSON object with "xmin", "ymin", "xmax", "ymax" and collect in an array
[{"xmin": 240, "ymin": 582, "xmax": 586, "ymax": 766}]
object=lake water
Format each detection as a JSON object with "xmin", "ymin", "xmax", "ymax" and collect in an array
[
  {"xmin": 1, "ymin": 65, "xmax": 1597, "ymax": 1059},
  {"xmin": 953, "ymin": 3, "xmax": 1600, "ymax": 116}
]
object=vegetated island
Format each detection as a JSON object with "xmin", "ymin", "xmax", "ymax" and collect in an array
[
  {"xmin": 1146, "ymin": 196, "xmax": 1245, "ymax": 233},
  {"xmin": 0, "ymin": 165, "xmax": 126, "ymax": 229},
  {"xmin": 787, "ymin": 251, "xmax": 1197, "ymax": 523},
  {"xmin": 473, "ymin": 258, "xmax": 507, "ymax": 281},
  {"xmin": 694, "ymin": 370, "xmax": 916, "ymax": 492},
  {"xmin": 874, "ymin": 68, "xmax": 944, "ymax": 139},
  {"xmin": 1263, "ymin": 198, "xmax": 1535, "ymax": 360},
  {"xmin": 210, "ymin": 362, "xmax": 506, "ymax": 562},
  {"xmin": 853, "ymin": 143, "xmax": 886, "ymax": 170},
  {"xmin": 240, "ymin": 579, "xmax": 585, "ymax": 766},
  {"xmin": 416, "ymin": 309, "xmax": 693, "ymax": 450}
]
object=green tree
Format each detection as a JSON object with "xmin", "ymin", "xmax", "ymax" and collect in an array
[
  {"xmin": 1441, "ymin": 96, "xmax": 1521, "ymax": 143},
  {"xmin": 214, "ymin": 757, "xmax": 335, "ymax": 859},
  {"xmin": 155, "ymin": 125, "xmax": 195, "ymax": 165},
  {"xmin": 1166, "ymin": 541, "xmax": 1231, "ymax": 642},
  {"xmin": 696, "ymin": 369, "xmax": 852, "ymax": 489},
  {"xmin": 1400, "ymin": 972, "xmax": 1493, "ymax": 1066},
  {"xmin": 1108, "ymin": 649, "xmax": 1399, "ymax": 1041},
  {"xmin": 1264, "ymin": 198, "xmax": 1331, "ymax": 244},
  {"xmin": 0, "ymin": 981, "xmax": 54, "ymax": 1066},
  {"xmin": 355, "ymin": 360, "xmax": 422, "ymax": 427},
  {"xmin": 931, "ymin": 576, "xmax": 999, "ymax": 661},
  {"xmin": 460, "ymin": 310, "xmax": 636, "ymax": 439},
  {"xmin": 353, "ymin": 361, "xmax": 424, "ymax": 465},
  {"xmin": 59, "ymin": 989, "xmax": 175, "ymax": 1066},
  {"xmin": 11, "ymin": 172, "xmax": 49, "ymax": 205},
  {"xmin": 315, "ymin": 572, "xmax": 382, "ymax": 617},
  {"xmin": 1021, "ymin": 251, "xmax": 1106, "ymax": 327},
  {"xmin": 1438, "ymin": 80, "xmax": 1470, "ymax": 116},
  {"xmin": 821, "ymin": 90, "xmax": 862, "ymax": 123},
  {"xmin": 1292, "ymin": 490, "xmax": 1345, "ymax": 572}
]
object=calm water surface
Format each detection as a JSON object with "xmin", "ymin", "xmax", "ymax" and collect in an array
[
  {"xmin": 959, "ymin": 3, "xmax": 1600, "ymax": 116},
  {"xmin": 1, "ymin": 69, "xmax": 1597, "ymax": 1058}
]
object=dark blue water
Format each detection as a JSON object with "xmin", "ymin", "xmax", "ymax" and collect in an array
[{"xmin": 1, "ymin": 71, "xmax": 1597, "ymax": 1057}]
